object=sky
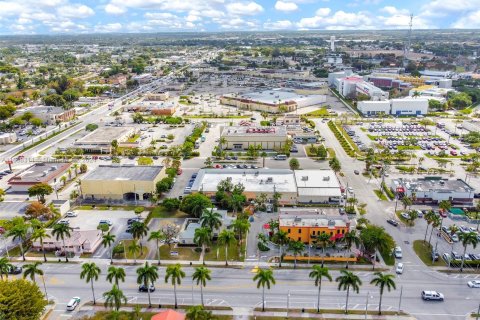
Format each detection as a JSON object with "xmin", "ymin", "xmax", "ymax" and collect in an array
[{"xmin": 1, "ymin": 0, "xmax": 480, "ymax": 34}]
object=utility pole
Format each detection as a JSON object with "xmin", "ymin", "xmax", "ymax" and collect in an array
[
  {"xmin": 402, "ymin": 14, "xmax": 414, "ymax": 68},
  {"xmin": 398, "ymin": 285, "xmax": 403, "ymax": 313}
]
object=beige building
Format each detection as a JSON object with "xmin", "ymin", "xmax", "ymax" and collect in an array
[
  {"xmin": 0, "ymin": 132, "xmax": 17, "ymax": 144},
  {"xmin": 220, "ymin": 126, "xmax": 287, "ymax": 150},
  {"xmin": 81, "ymin": 165, "xmax": 166, "ymax": 201},
  {"xmin": 74, "ymin": 126, "xmax": 136, "ymax": 153},
  {"xmin": 32, "ymin": 229, "xmax": 102, "ymax": 255},
  {"xmin": 146, "ymin": 91, "xmax": 169, "ymax": 101}
]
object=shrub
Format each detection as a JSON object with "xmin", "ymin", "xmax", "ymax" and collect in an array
[{"xmin": 134, "ymin": 207, "xmax": 145, "ymax": 214}]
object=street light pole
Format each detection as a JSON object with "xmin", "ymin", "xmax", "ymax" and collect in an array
[
  {"xmin": 287, "ymin": 290, "xmax": 290, "ymax": 314},
  {"xmin": 476, "ymin": 302, "xmax": 480, "ymax": 320},
  {"xmin": 398, "ymin": 285, "xmax": 403, "ymax": 314},
  {"xmin": 365, "ymin": 291, "xmax": 369, "ymax": 320}
]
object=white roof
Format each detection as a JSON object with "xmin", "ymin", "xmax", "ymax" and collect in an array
[
  {"xmin": 297, "ymin": 188, "xmax": 342, "ymax": 197},
  {"xmin": 293, "ymin": 170, "xmax": 340, "ymax": 189}
]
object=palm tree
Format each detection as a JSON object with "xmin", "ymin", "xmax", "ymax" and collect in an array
[
  {"xmin": 199, "ymin": 209, "xmax": 222, "ymax": 232},
  {"xmin": 261, "ymin": 151, "xmax": 267, "ymax": 168},
  {"xmin": 130, "ymin": 222, "xmax": 149, "ymax": 254},
  {"xmin": 0, "ymin": 257, "xmax": 13, "ymax": 280},
  {"xmin": 102, "ymin": 232, "xmax": 116, "ymax": 265},
  {"xmin": 194, "ymin": 227, "xmax": 211, "ymax": 265},
  {"xmin": 7, "ymin": 224, "xmax": 28, "ymax": 261},
  {"xmin": 219, "ymin": 137, "xmax": 227, "ymax": 156},
  {"xmin": 459, "ymin": 232, "xmax": 478, "ymax": 272},
  {"xmin": 343, "ymin": 231, "xmax": 359, "ymax": 269},
  {"xmin": 232, "ymin": 218, "xmax": 251, "ymax": 253},
  {"xmin": 423, "ymin": 211, "xmax": 435, "ymax": 243},
  {"xmin": 288, "ymin": 241, "xmax": 305, "ymax": 269},
  {"xmin": 148, "ymin": 230, "xmax": 165, "ymax": 265},
  {"xmin": 315, "ymin": 232, "xmax": 331, "ymax": 255},
  {"xmin": 128, "ymin": 240, "xmax": 141, "ymax": 264},
  {"xmin": 218, "ymin": 229, "xmax": 236, "ymax": 266},
  {"xmin": 136, "ymin": 262, "xmax": 159, "ymax": 307},
  {"xmin": 428, "ymin": 214, "xmax": 441, "ymax": 245},
  {"xmin": 80, "ymin": 262, "xmax": 101, "ymax": 304},
  {"xmin": 336, "ymin": 270, "xmax": 362, "ymax": 314},
  {"xmin": 52, "ymin": 223, "xmax": 73, "ymax": 262},
  {"xmin": 106, "ymin": 266, "xmax": 126, "ymax": 288},
  {"xmin": 23, "ymin": 261, "xmax": 48, "ymax": 298},
  {"xmin": 192, "ymin": 266, "xmax": 211, "ymax": 306},
  {"xmin": 272, "ymin": 230, "xmax": 289, "ymax": 267},
  {"xmin": 165, "ymin": 264, "xmax": 186, "ymax": 309},
  {"xmin": 186, "ymin": 305, "xmax": 212, "ymax": 320},
  {"xmin": 253, "ymin": 268, "xmax": 276, "ymax": 312},
  {"xmin": 31, "ymin": 226, "xmax": 51, "ymax": 262},
  {"xmin": 401, "ymin": 196, "xmax": 413, "ymax": 210},
  {"xmin": 309, "ymin": 265, "xmax": 332, "ymax": 313},
  {"xmin": 370, "ymin": 272, "xmax": 396, "ymax": 315},
  {"xmin": 103, "ymin": 285, "xmax": 127, "ymax": 312}
]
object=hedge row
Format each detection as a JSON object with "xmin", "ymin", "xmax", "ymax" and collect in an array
[{"xmin": 327, "ymin": 120, "xmax": 355, "ymax": 157}]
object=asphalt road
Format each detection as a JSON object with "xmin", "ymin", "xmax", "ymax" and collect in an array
[{"xmin": 29, "ymin": 262, "xmax": 480, "ymax": 320}]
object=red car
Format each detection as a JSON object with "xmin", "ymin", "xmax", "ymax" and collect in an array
[{"xmin": 450, "ymin": 150, "xmax": 457, "ymax": 156}]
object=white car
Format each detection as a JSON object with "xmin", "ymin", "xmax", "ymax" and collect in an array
[
  {"xmin": 66, "ymin": 297, "xmax": 81, "ymax": 311},
  {"xmin": 394, "ymin": 246, "xmax": 402, "ymax": 259},
  {"xmin": 347, "ymin": 187, "xmax": 354, "ymax": 193},
  {"xmin": 468, "ymin": 280, "xmax": 480, "ymax": 288},
  {"xmin": 65, "ymin": 211, "xmax": 77, "ymax": 217},
  {"xmin": 396, "ymin": 262, "xmax": 404, "ymax": 274}
]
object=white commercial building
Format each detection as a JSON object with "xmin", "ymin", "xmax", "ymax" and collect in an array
[
  {"xmin": 357, "ymin": 97, "xmax": 429, "ymax": 116},
  {"xmin": 331, "ymin": 74, "xmax": 388, "ymax": 101}
]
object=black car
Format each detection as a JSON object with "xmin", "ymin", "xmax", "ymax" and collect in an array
[
  {"xmin": 127, "ymin": 218, "xmax": 143, "ymax": 225},
  {"xmin": 139, "ymin": 284, "xmax": 155, "ymax": 292},
  {"xmin": 387, "ymin": 219, "xmax": 399, "ymax": 227},
  {"xmin": 8, "ymin": 265, "xmax": 22, "ymax": 275}
]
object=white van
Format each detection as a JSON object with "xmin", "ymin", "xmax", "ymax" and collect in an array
[{"xmin": 274, "ymin": 154, "xmax": 287, "ymax": 160}]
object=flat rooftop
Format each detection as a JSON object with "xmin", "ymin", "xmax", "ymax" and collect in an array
[
  {"xmin": 21, "ymin": 105, "xmax": 66, "ymax": 115},
  {"xmin": 192, "ymin": 169, "xmax": 297, "ymax": 194},
  {"xmin": 393, "ymin": 177, "xmax": 475, "ymax": 193},
  {"xmin": 280, "ymin": 216, "xmax": 348, "ymax": 228},
  {"xmin": 8, "ymin": 162, "xmax": 70, "ymax": 185},
  {"xmin": 221, "ymin": 126, "xmax": 287, "ymax": 137},
  {"xmin": 224, "ymin": 89, "xmax": 319, "ymax": 105},
  {"xmin": 84, "ymin": 165, "xmax": 163, "ymax": 181},
  {"xmin": 75, "ymin": 127, "xmax": 134, "ymax": 145}
]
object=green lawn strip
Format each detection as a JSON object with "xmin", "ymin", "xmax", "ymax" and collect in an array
[
  {"xmin": 120, "ymin": 239, "xmax": 149, "ymax": 260},
  {"xmin": 412, "ymin": 240, "xmax": 445, "ymax": 267},
  {"xmin": 149, "ymin": 207, "xmax": 188, "ymax": 219},
  {"xmin": 203, "ymin": 241, "xmax": 246, "ymax": 262},
  {"xmin": 379, "ymin": 247, "xmax": 395, "ymax": 266},
  {"xmin": 127, "ymin": 134, "xmax": 140, "ymax": 143},
  {"xmin": 159, "ymin": 245, "xmax": 200, "ymax": 261},
  {"xmin": 397, "ymin": 145, "xmax": 421, "ymax": 150},
  {"xmin": 373, "ymin": 189, "xmax": 388, "ymax": 201},
  {"xmin": 252, "ymin": 308, "xmax": 406, "ymax": 315}
]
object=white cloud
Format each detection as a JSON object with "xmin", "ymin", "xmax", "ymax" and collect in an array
[
  {"xmin": 94, "ymin": 22, "xmax": 122, "ymax": 32},
  {"xmin": 380, "ymin": 6, "xmax": 408, "ymax": 15},
  {"xmin": 451, "ymin": 10, "xmax": 480, "ymax": 28},
  {"xmin": 274, "ymin": 1, "xmax": 298, "ymax": 12},
  {"xmin": 264, "ymin": 20, "xmax": 293, "ymax": 29},
  {"xmin": 297, "ymin": 10, "xmax": 372, "ymax": 29},
  {"xmin": 315, "ymin": 7, "xmax": 331, "ymax": 16},
  {"xmin": 58, "ymin": 4, "xmax": 94, "ymax": 19},
  {"xmin": 105, "ymin": 4, "xmax": 126, "ymax": 15},
  {"xmin": 226, "ymin": 2, "xmax": 264, "ymax": 16}
]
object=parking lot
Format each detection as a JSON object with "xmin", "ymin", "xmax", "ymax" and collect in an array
[{"xmin": 62, "ymin": 209, "xmax": 139, "ymax": 231}]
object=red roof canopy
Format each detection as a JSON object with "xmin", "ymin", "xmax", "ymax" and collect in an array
[{"xmin": 151, "ymin": 310, "xmax": 186, "ymax": 320}]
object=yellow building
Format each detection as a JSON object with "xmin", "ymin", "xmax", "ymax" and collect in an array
[
  {"xmin": 279, "ymin": 211, "xmax": 351, "ymax": 245},
  {"xmin": 81, "ymin": 165, "xmax": 166, "ymax": 201}
]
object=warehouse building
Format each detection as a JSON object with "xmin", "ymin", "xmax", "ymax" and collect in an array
[
  {"xmin": 390, "ymin": 177, "xmax": 475, "ymax": 206},
  {"xmin": 0, "ymin": 132, "xmax": 17, "ymax": 144},
  {"xmin": 74, "ymin": 127, "xmax": 136, "ymax": 153},
  {"xmin": 8, "ymin": 162, "xmax": 71, "ymax": 192},
  {"xmin": 357, "ymin": 97, "xmax": 429, "ymax": 116},
  {"xmin": 220, "ymin": 126, "xmax": 288, "ymax": 150},
  {"xmin": 220, "ymin": 89, "xmax": 326, "ymax": 113},
  {"xmin": 81, "ymin": 165, "xmax": 166, "ymax": 201},
  {"xmin": 190, "ymin": 169, "xmax": 342, "ymax": 205}
]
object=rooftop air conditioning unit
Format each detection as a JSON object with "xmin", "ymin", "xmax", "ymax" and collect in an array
[
  {"xmin": 323, "ymin": 176, "xmax": 330, "ymax": 181},
  {"xmin": 301, "ymin": 176, "xmax": 308, "ymax": 181}
]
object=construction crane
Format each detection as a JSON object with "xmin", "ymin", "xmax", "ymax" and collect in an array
[{"xmin": 403, "ymin": 14, "xmax": 414, "ymax": 68}]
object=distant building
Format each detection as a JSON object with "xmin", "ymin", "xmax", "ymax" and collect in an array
[
  {"xmin": 81, "ymin": 165, "xmax": 166, "ymax": 201},
  {"xmin": 8, "ymin": 162, "xmax": 71, "ymax": 192},
  {"xmin": 390, "ymin": 177, "xmax": 475, "ymax": 206},
  {"xmin": 408, "ymin": 85, "xmax": 455, "ymax": 102},
  {"xmin": 220, "ymin": 89, "xmax": 326, "ymax": 113},
  {"xmin": 178, "ymin": 209, "xmax": 234, "ymax": 245},
  {"xmin": 276, "ymin": 114, "xmax": 301, "ymax": 126},
  {"xmin": 132, "ymin": 73, "xmax": 153, "ymax": 84},
  {"xmin": 0, "ymin": 132, "xmax": 17, "ymax": 144},
  {"xmin": 74, "ymin": 126, "xmax": 136, "ymax": 153},
  {"xmin": 357, "ymin": 97, "xmax": 429, "ymax": 116},
  {"xmin": 220, "ymin": 126, "xmax": 288, "ymax": 150},
  {"xmin": 29, "ymin": 106, "xmax": 75, "ymax": 125},
  {"xmin": 331, "ymin": 74, "xmax": 389, "ymax": 101},
  {"xmin": 32, "ymin": 229, "xmax": 103, "ymax": 255},
  {"xmin": 125, "ymin": 101, "xmax": 177, "ymax": 116},
  {"xmin": 146, "ymin": 91, "xmax": 169, "ymax": 101}
]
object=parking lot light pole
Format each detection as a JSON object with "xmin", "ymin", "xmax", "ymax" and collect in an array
[
  {"xmin": 476, "ymin": 302, "xmax": 480, "ymax": 320},
  {"xmin": 287, "ymin": 290, "xmax": 290, "ymax": 314},
  {"xmin": 364, "ymin": 291, "xmax": 369, "ymax": 320},
  {"xmin": 398, "ymin": 285, "xmax": 403, "ymax": 314}
]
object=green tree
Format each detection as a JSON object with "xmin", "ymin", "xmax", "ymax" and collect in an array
[
  {"xmin": 309, "ymin": 265, "xmax": 332, "ymax": 312},
  {"xmin": 136, "ymin": 262, "xmax": 159, "ymax": 307},
  {"xmin": 272, "ymin": 230, "xmax": 289, "ymax": 267},
  {"xmin": 232, "ymin": 218, "xmax": 250, "ymax": 252},
  {"xmin": 102, "ymin": 232, "xmax": 116, "ymax": 264},
  {"xmin": 459, "ymin": 232, "xmax": 478, "ymax": 272},
  {"xmin": 52, "ymin": 223, "xmax": 73, "ymax": 262},
  {"xmin": 316, "ymin": 144, "xmax": 327, "ymax": 159},
  {"xmin": 28, "ymin": 183, "xmax": 53, "ymax": 203},
  {"xmin": 180, "ymin": 193, "xmax": 212, "ymax": 218},
  {"xmin": 186, "ymin": 305, "xmax": 213, "ymax": 320},
  {"xmin": 343, "ymin": 231, "xmax": 360, "ymax": 269},
  {"xmin": 165, "ymin": 263, "xmax": 186, "ymax": 309},
  {"xmin": 129, "ymin": 222, "xmax": 149, "ymax": 253},
  {"xmin": 423, "ymin": 211, "xmax": 436, "ymax": 243},
  {"xmin": 439, "ymin": 200, "xmax": 451, "ymax": 212},
  {"xmin": 0, "ymin": 257, "xmax": 13, "ymax": 280},
  {"xmin": 336, "ymin": 270, "xmax": 362, "ymax": 314},
  {"xmin": 315, "ymin": 232, "xmax": 331, "ymax": 255},
  {"xmin": 370, "ymin": 272, "xmax": 396, "ymax": 315},
  {"xmin": 7, "ymin": 222, "xmax": 28, "ymax": 261},
  {"xmin": 80, "ymin": 262, "xmax": 101, "ymax": 304},
  {"xmin": 329, "ymin": 156, "xmax": 341, "ymax": 174},
  {"xmin": 103, "ymin": 284, "xmax": 127, "ymax": 312},
  {"xmin": 106, "ymin": 266, "xmax": 126, "ymax": 288},
  {"xmin": 0, "ymin": 279, "xmax": 48, "ymax": 320},
  {"xmin": 200, "ymin": 209, "xmax": 222, "ymax": 233},
  {"xmin": 194, "ymin": 227, "xmax": 212, "ymax": 265},
  {"xmin": 128, "ymin": 240, "xmax": 141, "ymax": 264},
  {"xmin": 449, "ymin": 92, "xmax": 472, "ymax": 109},
  {"xmin": 192, "ymin": 266, "xmax": 212, "ymax": 306},
  {"xmin": 218, "ymin": 229, "xmax": 237, "ymax": 266},
  {"xmin": 288, "ymin": 241, "xmax": 305, "ymax": 269},
  {"xmin": 23, "ymin": 261, "xmax": 43, "ymax": 284},
  {"xmin": 148, "ymin": 230, "xmax": 165, "ymax": 265},
  {"xmin": 289, "ymin": 157, "xmax": 300, "ymax": 170},
  {"xmin": 359, "ymin": 225, "xmax": 395, "ymax": 270},
  {"xmin": 253, "ymin": 268, "xmax": 276, "ymax": 312},
  {"xmin": 401, "ymin": 196, "xmax": 413, "ymax": 210}
]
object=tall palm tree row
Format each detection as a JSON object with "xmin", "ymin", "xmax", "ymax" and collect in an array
[
  {"xmin": 165, "ymin": 264, "xmax": 186, "ymax": 309},
  {"xmin": 106, "ymin": 266, "xmax": 126, "ymax": 288},
  {"xmin": 80, "ymin": 262, "xmax": 101, "ymax": 304},
  {"xmin": 309, "ymin": 265, "xmax": 332, "ymax": 313},
  {"xmin": 192, "ymin": 266, "xmax": 211, "ymax": 306},
  {"xmin": 103, "ymin": 284, "xmax": 127, "ymax": 312},
  {"xmin": 101, "ymin": 232, "xmax": 116, "ymax": 265},
  {"xmin": 23, "ymin": 261, "xmax": 49, "ymax": 298},
  {"xmin": 370, "ymin": 272, "xmax": 396, "ymax": 315},
  {"xmin": 136, "ymin": 262, "xmax": 158, "ymax": 307},
  {"xmin": 194, "ymin": 227, "xmax": 211, "ymax": 265},
  {"xmin": 31, "ymin": 226, "xmax": 50, "ymax": 262},
  {"xmin": 218, "ymin": 229, "xmax": 236, "ymax": 266},
  {"xmin": 52, "ymin": 222, "xmax": 73, "ymax": 262},
  {"xmin": 253, "ymin": 268, "xmax": 276, "ymax": 312},
  {"xmin": 148, "ymin": 230, "xmax": 165, "ymax": 266},
  {"xmin": 272, "ymin": 230, "xmax": 289, "ymax": 267},
  {"xmin": 336, "ymin": 270, "xmax": 362, "ymax": 314}
]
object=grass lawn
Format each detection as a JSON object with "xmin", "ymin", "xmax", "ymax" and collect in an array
[
  {"xmin": 159, "ymin": 245, "xmax": 200, "ymax": 261},
  {"xmin": 82, "ymin": 310, "xmax": 232, "ymax": 320},
  {"xmin": 326, "ymin": 147, "xmax": 335, "ymax": 158},
  {"xmin": 380, "ymin": 248, "xmax": 395, "ymax": 266},
  {"xmin": 127, "ymin": 134, "xmax": 140, "ymax": 143},
  {"xmin": 150, "ymin": 207, "xmax": 188, "ymax": 218},
  {"xmin": 137, "ymin": 157, "xmax": 153, "ymax": 165},
  {"xmin": 121, "ymin": 240, "xmax": 149, "ymax": 260},
  {"xmin": 203, "ymin": 241, "xmax": 246, "ymax": 262},
  {"xmin": 413, "ymin": 240, "xmax": 445, "ymax": 267},
  {"xmin": 373, "ymin": 189, "xmax": 388, "ymax": 201},
  {"xmin": 26, "ymin": 251, "xmax": 58, "ymax": 258},
  {"xmin": 252, "ymin": 308, "xmax": 406, "ymax": 316},
  {"xmin": 305, "ymin": 107, "xmax": 330, "ymax": 117}
]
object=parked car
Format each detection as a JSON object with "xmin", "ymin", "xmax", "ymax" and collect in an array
[
  {"xmin": 66, "ymin": 297, "xmax": 81, "ymax": 311},
  {"xmin": 354, "ymin": 170, "xmax": 360, "ymax": 175},
  {"xmin": 58, "ymin": 219, "xmax": 70, "ymax": 225},
  {"xmin": 396, "ymin": 262, "xmax": 404, "ymax": 274},
  {"xmin": 401, "ymin": 212, "xmax": 411, "ymax": 220},
  {"xmin": 99, "ymin": 220, "xmax": 112, "ymax": 226},
  {"xmin": 394, "ymin": 246, "xmax": 402, "ymax": 259},
  {"xmin": 139, "ymin": 284, "xmax": 155, "ymax": 292},
  {"xmin": 421, "ymin": 291, "xmax": 444, "ymax": 301},
  {"xmin": 65, "ymin": 211, "xmax": 77, "ymax": 218},
  {"xmin": 7, "ymin": 265, "xmax": 22, "ymax": 274},
  {"xmin": 387, "ymin": 219, "xmax": 399, "ymax": 227},
  {"xmin": 468, "ymin": 280, "xmax": 480, "ymax": 288}
]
